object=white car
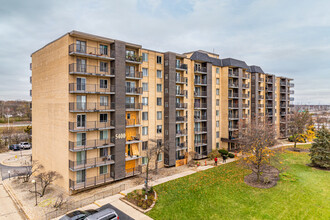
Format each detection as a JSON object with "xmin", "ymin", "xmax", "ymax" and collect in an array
[{"xmin": 19, "ymin": 142, "xmax": 31, "ymax": 150}]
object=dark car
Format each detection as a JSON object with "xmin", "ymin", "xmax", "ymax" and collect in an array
[
  {"xmin": 8, "ymin": 144, "xmax": 20, "ymax": 151},
  {"xmin": 59, "ymin": 210, "xmax": 98, "ymax": 220}
]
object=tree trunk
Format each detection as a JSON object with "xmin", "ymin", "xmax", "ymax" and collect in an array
[
  {"xmin": 145, "ymin": 162, "xmax": 149, "ymax": 192},
  {"xmin": 294, "ymin": 140, "xmax": 297, "ymax": 148},
  {"xmin": 155, "ymin": 156, "xmax": 158, "ymax": 174}
]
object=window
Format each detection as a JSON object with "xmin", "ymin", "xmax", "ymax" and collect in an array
[
  {"xmin": 100, "ymin": 130, "xmax": 108, "ymax": 140},
  {"xmin": 100, "ymin": 79, "xmax": 108, "ymax": 89},
  {"xmin": 216, "ymin": 78, "xmax": 220, "ymax": 85},
  {"xmin": 76, "ymin": 40, "xmax": 86, "ymax": 53},
  {"xmin": 157, "ymin": 70, "xmax": 162, "ymax": 78},
  {"xmin": 216, "ymin": 89, "xmax": 219, "ymax": 95},
  {"xmin": 100, "ymin": 62, "xmax": 108, "ymax": 72},
  {"xmin": 157, "ymin": 153, "xmax": 162, "ymax": 162},
  {"xmin": 157, "ymin": 98, "xmax": 162, "ymax": 106},
  {"xmin": 77, "ymin": 114, "xmax": 86, "ymax": 127},
  {"xmin": 157, "ymin": 111, "xmax": 162, "ymax": 120},
  {"xmin": 157, "ymin": 139, "xmax": 162, "ymax": 147},
  {"xmin": 156, "ymin": 56, "xmax": 162, "ymax": 64},
  {"xmin": 142, "ymin": 83, "xmax": 148, "ymax": 92},
  {"xmin": 216, "ymin": 143, "xmax": 220, "ymax": 149},
  {"xmin": 100, "ymin": 96, "xmax": 108, "ymax": 106},
  {"xmin": 157, "ymin": 84, "xmax": 162, "ymax": 92},
  {"xmin": 99, "ymin": 165, "xmax": 108, "ymax": 175},
  {"xmin": 100, "ymin": 45, "xmax": 108, "ymax": 55},
  {"xmin": 142, "ymin": 141, "xmax": 148, "ymax": 150},
  {"xmin": 100, "ymin": 148, "xmax": 108, "ymax": 157},
  {"xmin": 142, "ymin": 53, "xmax": 148, "ymax": 62},
  {"xmin": 77, "ymin": 133, "xmax": 86, "ymax": 146},
  {"xmin": 157, "ymin": 125, "xmax": 162, "ymax": 134},
  {"xmin": 216, "ymin": 131, "xmax": 219, "ymax": 138},
  {"xmin": 216, "ymin": 121, "xmax": 219, "ymax": 127},
  {"xmin": 142, "ymin": 157, "xmax": 148, "ymax": 165},
  {"xmin": 100, "ymin": 114, "xmax": 108, "ymax": 122},
  {"xmin": 216, "ymin": 99, "xmax": 219, "ymax": 106},
  {"xmin": 216, "ymin": 68, "xmax": 220, "ymax": 74},
  {"xmin": 142, "ymin": 112, "xmax": 148, "ymax": 120},
  {"xmin": 142, "ymin": 126, "xmax": 148, "ymax": 135},
  {"xmin": 216, "ymin": 110, "xmax": 219, "ymax": 116},
  {"xmin": 142, "ymin": 68, "xmax": 148, "ymax": 77},
  {"xmin": 142, "ymin": 97, "xmax": 148, "ymax": 106}
]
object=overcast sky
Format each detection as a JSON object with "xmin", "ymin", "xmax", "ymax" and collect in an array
[{"xmin": 0, "ymin": 0, "xmax": 329, "ymax": 104}]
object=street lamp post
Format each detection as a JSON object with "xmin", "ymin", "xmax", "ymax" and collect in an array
[{"xmin": 31, "ymin": 179, "xmax": 37, "ymax": 206}]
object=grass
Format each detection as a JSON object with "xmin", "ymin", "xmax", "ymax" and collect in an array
[{"xmin": 147, "ymin": 145, "xmax": 330, "ymax": 220}]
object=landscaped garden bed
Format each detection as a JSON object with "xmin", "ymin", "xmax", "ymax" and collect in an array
[{"xmin": 124, "ymin": 188, "xmax": 156, "ymax": 211}]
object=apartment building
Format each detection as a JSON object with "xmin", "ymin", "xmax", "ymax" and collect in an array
[{"xmin": 31, "ymin": 31, "xmax": 293, "ymax": 193}]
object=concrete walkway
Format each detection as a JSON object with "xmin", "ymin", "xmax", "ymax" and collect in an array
[{"xmin": 0, "ymin": 183, "xmax": 24, "ymax": 219}]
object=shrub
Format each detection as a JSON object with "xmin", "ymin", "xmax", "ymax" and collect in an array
[
  {"xmin": 310, "ymin": 127, "xmax": 330, "ymax": 169},
  {"xmin": 228, "ymin": 153, "xmax": 235, "ymax": 158},
  {"xmin": 207, "ymin": 150, "xmax": 221, "ymax": 160},
  {"xmin": 218, "ymin": 149, "xmax": 228, "ymax": 155}
]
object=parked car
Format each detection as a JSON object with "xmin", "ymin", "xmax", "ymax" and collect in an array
[
  {"xmin": 59, "ymin": 210, "xmax": 98, "ymax": 220},
  {"xmin": 8, "ymin": 144, "xmax": 21, "ymax": 151},
  {"xmin": 86, "ymin": 204, "xmax": 119, "ymax": 220},
  {"xmin": 19, "ymin": 142, "xmax": 31, "ymax": 150}
]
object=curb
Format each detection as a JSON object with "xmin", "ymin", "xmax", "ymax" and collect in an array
[{"xmin": 2, "ymin": 180, "xmax": 30, "ymax": 220}]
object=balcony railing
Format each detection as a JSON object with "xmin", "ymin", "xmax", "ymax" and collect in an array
[
  {"xmin": 242, "ymin": 73, "xmax": 250, "ymax": 79},
  {"xmin": 280, "ymin": 103, "xmax": 287, "ymax": 108},
  {"xmin": 126, "ymin": 71, "xmax": 143, "ymax": 79},
  {"xmin": 194, "ymin": 66, "xmax": 207, "ymax": 73},
  {"xmin": 194, "ymin": 127, "xmax": 207, "ymax": 133},
  {"xmin": 125, "ymin": 103, "xmax": 143, "ymax": 110},
  {"xmin": 69, "ymin": 44, "xmax": 115, "ymax": 60},
  {"xmin": 69, "ymin": 83, "xmax": 115, "ymax": 94},
  {"xmin": 280, "ymin": 81, "xmax": 287, "ymax": 86},
  {"xmin": 258, "ymin": 113, "xmax": 264, "ymax": 117},
  {"xmin": 242, "ymin": 114, "xmax": 248, "ymax": 119},
  {"xmin": 126, "ymin": 87, "xmax": 143, "ymax": 95},
  {"xmin": 69, "ymin": 173, "xmax": 115, "ymax": 190},
  {"xmin": 194, "ymin": 91, "xmax": 207, "ymax": 97},
  {"xmin": 126, "ymin": 55, "xmax": 142, "ymax": 63},
  {"xmin": 258, "ymin": 86, "xmax": 264, "ymax": 91},
  {"xmin": 176, "ymin": 90, "xmax": 187, "ymax": 96},
  {"xmin": 176, "ymin": 142, "xmax": 187, "ymax": 151},
  {"xmin": 242, "ymin": 104, "xmax": 249, "ymax": 108},
  {"xmin": 69, "ymin": 120, "xmax": 115, "ymax": 132},
  {"xmin": 228, "ymin": 71, "xmax": 239, "ymax": 78},
  {"xmin": 69, "ymin": 156, "xmax": 115, "ymax": 171},
  {"xmin": 69, "ymin": 138, "xmax": 115, "ymax": 152},
  {"xmin": 176, "ymin": 129, "xmax": 187, "ymax": 136},
  {"xmin": 290, "ymin": 90, "xmax": 294, "ymax": 94},
  {"xmin": 176, "ymin": 63, "xmax": 188, "ymax": 70},
  {"xmin": 242, "ymin": 93, "xmax": 249, "ymax": 99},
  {"xmin": 258, "ymin": 77, "xmax": 264, "ymax": 82},
  {"xmin": 194, "ymin": 79, "xmax": 207, "ymax": 85},
  {"xmin": 266, "ymin": 95, "xmax": 272, "ymax": 100},
  {"xmin": 194, "ymin": 151, "xmax": 208, "ymax": 159},
  {"xmin": 69, "ymin": 63, "xmax": 115, "ymax": 77},
  {"xmin": 228, "ymin": 93, "xmax": 239, "ymax": 99},
  {"xmin": 229, "ymin": 114, "xmax": 239, "ymax": 120},
  {"xmin": 266, "ymin": 104, "xmax": 273, "ymax": 108},
  {"xmin": 194, "ymin": 103, "xmax": 207, "ymax": 109},
  {"xmin": 126, "ymin": 119, "xmax": 141, "ymax": 127},
  {"xmin": 289, "ymin": 83, "xmax": 294, "ymax": 87},
  {"xmin": 176, "ymin": 76, "xmax": 187, "ymax": 84},
  {"xmin": 69, "ymin": 102, "xmax": 115, "ymax": 112},
  {"xmin": 289, "ymin": 97, "xmax": 294, "ymax": 101},
  {"xmin": 280, "ymin": 88, "xmax": 287, "ymax": 93},
  {"xmin": 266, "ymin": 87, "xmax": 273, "ymax": 92},
  {"xmin": 228, "ymin": 125, "xmax": 239, "ymax": 130},
  {"xmin": 228, "ymin": 103, "xmax": 239, "ymax": 108},
  {"xmin": 266, "ymin": 78, "xmax": 273, "ymax": 83},
  {"xmin": 258, "ymin": 104, "xmax": 264, "ymax": 108},
  {"xmin": 176, "ymin": 103, "xmax": 187, "ymax": 109},
  {"xmin": 125, "ymin": 167, "xmax": 142, "ymax": 178},
  {"xmin": 194, "ymin": 115, "xmax": 207, "ymax": 121},
  {"xmin": 176, "ymin": 116, "xmax": 187, "ymax": 122},
  {"xmin": 228, "ymin": 83, "xmax": 239, "ymax": 88},
  {"xmin": 242, "ymin": 83, "xmax": 250, "ymax": 89},
  {"xmin": 258, "ymin": 95, "xmax": 264, "ymax": 99},
  {"xmin": 194, "ymin": 139, "xmax": 208, "ymax": 146}
]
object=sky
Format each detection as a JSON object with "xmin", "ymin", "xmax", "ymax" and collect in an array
[{"xmin": 0, "ymin": 0, "xmax": 329, "ymax": 104}]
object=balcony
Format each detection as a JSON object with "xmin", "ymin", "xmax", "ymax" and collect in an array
[
  {"xmin": 126, "ymin": 71, "xmax": 143, "ymax": 80},
  {"xmin": 194, "ymin": 139, "xmax": 208, "ymax": 146},
  {"xmin": 69, "ymin": 102, "xmax": 115, "ymax": 112},
  {"xmin": 266, "ymin": 104, "xmax": 273, "ymax": 108},
  {"xmin": 228, "ymin": 83, "xmax": 239, "ymax": 88},
  {"xmin": 194, "ymin": 127, "xmax": 207, "ymax": 134},
  {"xmin": 176, "ymin": 63, "xmax": 188, "ymax": 71},
  {"xmin": 242, "ymin": 114, "xmax": 248, "ymax": 119},
  {"xmin": 242, "ymin": 104, "xmax": 249, "ymax": 108},
  {"xmin": 289, "ymin": 104, "xmax": 295, "ymax": 108},
  {"xmin": 30, "ymin": 90, "xmax": 32, "ymax": 97},
  {"xmin": 69, "ymin": 83, "xmax": 115, "ymax": 94},
  {"xmin": 194, "ymin": 115, "xmax": 207, "ymax": 121},
  {"xmin": 126, "ymin": 119, "xmax": 141, "ymax": 127},
  {"xmin": 228, "ymin": 92, "xmax": 239, "ymax": 99},
  {"xmin": 126, "ymin": 86, "xmax": 143, "ymax": 95},
  {"xmin": 176, "ymin": 89, "xmax": 187, "ymax": 97},
  {"xmin": 69, "ymin": 156, "xmax": 115, "ymax": 171},
  {"xmin": 194, "ymin": 103, "xmax": 207, "ymax": 109},
  {"xmin": 69, "ymin": 63, "xmax": 115, "ymax": 77},
  {"xmin": 126, "ymin": 55, "xmax": 142, "ymax": 64},
  {"xmin": 242, "ymin": 83, "xmax": 250, "ymax": 89},
  {"xmin": 280, "ymin": 88, "xmax": 287, "ymax": 93},
  {"xmin": 280, "ymin": 112, "xmax": 286, "ymax": 116},
  {"xmin": 289, "ymin": 97, "xmax": 294, "ymax": 101},
  {"xmin": 290, "ymin": 90, "xmax": 294, "ymax": 94},
  {"xmin": 228, "ymin": 103, "xmax": 239, "ymax": 109},
  {"xmin": 69, "ymin": 44, "xmax": 115, "ymax": 60},
  {"xmin": 194, "ymin": 79, "xmax": 207, "ymax": 85},
  {"xmin": 125, "ymin": 167, "xmax": 142, "ymax": 178},
  {"xmin": 194, "ymin": 91, "xmax": 207, "ymax": 97},
  {"xmin": 228, "ymin": 71, "xmax": 239, "ymax": 78},
  {"xmin": 258, "ymin": 77, "xmax": 264, "ymax": 82},
  {"xmin": 266, "ymin": 78, "xmax": 273, "ymax": 83},
  {"xmin": 258, "ymin": 95, "xmax": 264, "ymax": 99},
  {"xmin": 176, "ymin": 103, "xmax": 187, "ymax": 109},
  {"xmin": 176, "ymin": 142, "xmax": 187, "ymax": 151},
  {"xmin": 229, "ymin": 114, "xmax": 239, "ymax": 120},
  {"xmin": 280, "ymin": 118, "xmax": 287, "ymax": 123},
  {"xmin": 194, "ymin": 151, "xmax": 208, "ymax": 160},
  {"xmin": 266, "ymin": 95, "xmax": 272, "ymax": 100},
  {"xmin": 266, "ymin": 87, "xmax": 273, "ymax": 92},
  {"xmin": 289, "ymin": 83, "xmax": 294, "ymax": 87},
  {"xmin": 242, "ymin": 73, "xmax": 250, "ymax": 79},
  {"xmin": 69, "ymin": 173, "xmax": 115, "ymax": 191},
  {"xmin": 69, "ymin": 138, "xmax": 115, "ymax": 152},
  {"xmin": 69, "ymin": 120, "xmax": 115, "ymax": 132},
  {"xmin": 280, "ymin": 103, "xmax": 287, "ymax": 108},
  {"xmin": 176, "ymin": 76, "xmax": 187, "ymax": 84},
  {"xmin": 228, "ymin": 125, "xmax": 239, "ymax": 131},
  {"xmin": 242, "ymin": 93, "xmax": 249, "ymax": 99},
  {"xmin": 280, "ymin": 81, "xmax": 287, "ymax": 86},
  {"xmin": 176, "ymin": 116, "xmax": 187, "ymax": 123},
  {"xmin": 194, "ymin": 66, "xmax": 207, "ymax": 74},
  {"xmin": 125, "ymin": 103, "xmax": 143, "ymax": 110},
  {"xmin": 258, "ymin": 113, "xmax": 264, "ymax": 117},
  {"xmin": 258, "ymin": 86, "xmax": 264, "ymax": 91},
  {"xmin": 125, "ymin": 155, "xmax": 142, "ymax": 161},
  {"xmin": 176, "ymin": 129, "xmax": 187, "ymax": 137},
  {"xmin": 126, "ymin": 134, "xmax": 142, "ymax": 144},
  {"xmin": 258, "ymin": 104, "xmax": 264, "ymax": 108}
]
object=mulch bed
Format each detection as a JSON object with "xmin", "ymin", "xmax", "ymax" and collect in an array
[
  {"xmin": 286, "ymin": 148, "xmax": 310, "ymax": 153},
  {"xmin": 306, "ymin": 163, "xmax": 330, "ymax": 171},
  {"xmin": 244, "ymin": 166, "xmax": 279, "ymax": 189},
  {"xmin": 124, "ymin": 188, "xmax": 156, "ymax": 210}
]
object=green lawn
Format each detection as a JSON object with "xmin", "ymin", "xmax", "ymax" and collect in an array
[{"xmin": 148, "ymin": 146, "xmax": 330, "ymax": 220}]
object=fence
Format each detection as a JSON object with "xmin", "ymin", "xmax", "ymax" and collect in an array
[{"xmin": 44, "ymin": 184, "xmax": 125, "ymax": 219}]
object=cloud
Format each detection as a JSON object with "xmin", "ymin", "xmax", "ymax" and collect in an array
[{"xmin": 0, "ymin": 0, "xmax": 329, "ymax": 104}]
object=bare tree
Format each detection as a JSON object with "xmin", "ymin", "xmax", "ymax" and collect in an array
[
  {"xmin": 288, "ymin": 110, "xmax": 313, "ymax": 148},
  {"xmin": 149, "ymin": 139, "xmax": 165, "ymax": 174},
  {"xmin": 143, "ymin": 145, "xmax": 154, "ymax": 192},
  {"xmin": 239, "ymin": 121, "xmax": 277, "ymax": 182},
  {"xmin": 24, "ymin": 125, "xmax": 32, "ymax": 143},
  {"xmin": 20, "ymin": 161, "xmax": 43, "ymax": 183},
  {"xmin": 31, "ymin": 171, "xmax": 62, "ymax": 197}
]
